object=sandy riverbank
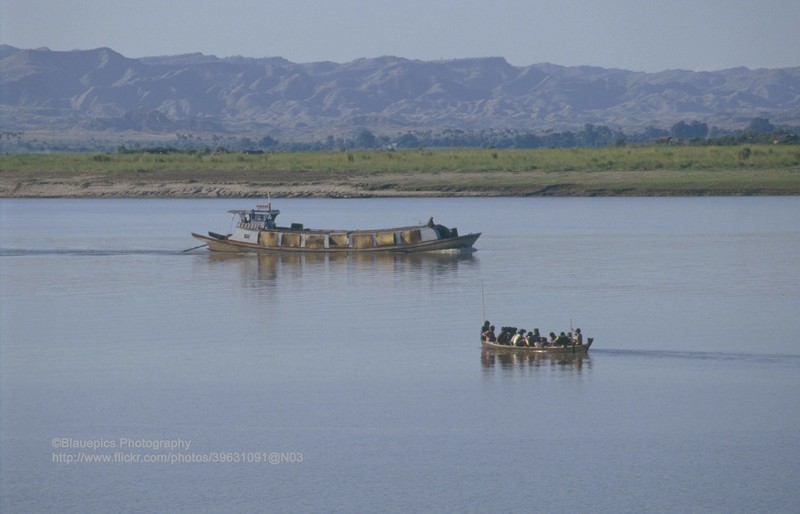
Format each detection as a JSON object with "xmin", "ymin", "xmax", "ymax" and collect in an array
[
  {"xmin": 0, "ymin": 171, "xmax": 580, "ymax": 198},
  {"xmin": 3, "ymin": 174, "xmax": 798, "ymax": 198},
  {"xmin": 0, "ymin": 179, "xmax": 406, "ymax": 198}
]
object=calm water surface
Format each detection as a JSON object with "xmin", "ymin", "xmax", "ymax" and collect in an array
[{"xmin": 1, "ymin": 197, "xmax": 799, "ymax": 513}]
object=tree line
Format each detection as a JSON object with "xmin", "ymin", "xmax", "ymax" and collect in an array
[
  {"xmin": 1, "ymin": 118, "xmax": 797, "ymax": 154},
  {"xmin": 206, "ymin": 117, "xmax": 799, "ymax": 152},
  {"xmin": 338, "ymin": 118, "xmax": 798, "ymax": 151}
]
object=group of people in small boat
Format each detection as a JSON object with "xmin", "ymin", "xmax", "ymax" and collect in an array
[{"xmin": 481, "ymin": 321, "xmax": 583, "ymax": 347}]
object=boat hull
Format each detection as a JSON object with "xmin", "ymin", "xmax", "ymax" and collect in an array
[
  {"xmin": 481, "ymin": 339, "xmax": 592, "ymax": 354},
  {"xmin": 191, "ymin": 231, "xmax": 481, "ymax": 253}
]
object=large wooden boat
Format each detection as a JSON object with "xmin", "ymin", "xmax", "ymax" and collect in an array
[
  {"xmin": 481, "ymin": 338, "xmax": 593, "ymax": 354},
  {"xmin": 191, "ymin": 203, "xmax": 480, "ymax": 253}
]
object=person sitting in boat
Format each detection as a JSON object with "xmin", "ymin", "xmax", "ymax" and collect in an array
[
  {"xmin": 573, "ymin": 328, "xmax": 583, "ymax": 345},
  {"xmin": 524, "ymin": 331, "xmax": 537, "ymax": 347},
  {"xmin": 482, "ymin": 325, "xmax": 496, "ymax": 343},
  {"xmin": 511, "ymin": 329, "xmax": 526, "ymax": 347},
  {"xmin": 548, "ymin": 332, "xmax": 557, "ymax": 346},
  {"xmin": 556, "ymin": 332, "xmax": 571, "ymax": 346},
  {"xmin": 481, "ymin": 320, "xmax": 490, "ymax": 338},
  {"xmin": 497, "ymin": 327, "xmax": 515, "ymax": 345}
]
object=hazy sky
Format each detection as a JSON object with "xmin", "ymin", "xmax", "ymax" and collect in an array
[{"xmin": 2, "ymin": 0, "xmax": 798, "ymax": 72}]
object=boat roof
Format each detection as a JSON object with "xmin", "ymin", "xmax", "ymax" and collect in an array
[
  {"xmin": 228, "ymin": 205, "xmax": 280, "ymax": 216},
  {"xmin": 225, "ymin": 204, "xmax": 449, "ymax": 233}
]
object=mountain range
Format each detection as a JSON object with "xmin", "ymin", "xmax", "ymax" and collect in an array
[{"xmin": 1, "ymin": 45, "xmax": 799, "ymax": 139}]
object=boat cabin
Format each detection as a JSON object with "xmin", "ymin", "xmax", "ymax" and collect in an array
[{"xmin": 229, "ymin": 204, "xmax": 280, "ymax": 230}]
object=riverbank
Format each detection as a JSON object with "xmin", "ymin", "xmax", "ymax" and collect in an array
[
  {"xmin": 2, "ymin": 146, "xmax": 799, "ymax": 197},
  {"xmin": 3, "ymin": 172, "xmax": 798, "ymax": 197},
  {"xmin": 2, "ymin": 171, "xmax": 799, "ymax": 198}
]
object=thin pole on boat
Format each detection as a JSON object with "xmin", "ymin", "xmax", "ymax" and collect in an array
[
  {"xmin": 181, "ymin": 243, "xmax": 207, "ymax": 252},
  {"xmin": 570, "ymin": 318, "xmax": 576, "ymax": 353}
]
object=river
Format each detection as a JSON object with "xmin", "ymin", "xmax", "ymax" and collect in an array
[{"xmin": 1, "ymin": 197, "xmax": 799, "ymax": 513}]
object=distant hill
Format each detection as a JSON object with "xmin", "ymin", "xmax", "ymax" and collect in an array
[{"xmin": 1, "ymin": 45, "xmax": 798, "ymax": 139}]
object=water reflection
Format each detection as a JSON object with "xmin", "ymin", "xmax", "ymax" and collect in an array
[
  {"xmin": 204, "ymin": 250, "xmax": 477, "ymax": 289},
  {"xmin": 481, "ymin": 349, "xmax": 592, "ymax": 373}
]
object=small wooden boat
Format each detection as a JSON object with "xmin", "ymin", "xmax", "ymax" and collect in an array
[
  {"xmin": 191, "ymin": 203, "xmax": 480, "ymax": 253},
  {"xmin": 481, "ymin": 349, "xmax": 591, "ymax": 368},
  {"xmin": 481, "ymin": 338, "xmax": 593, "ymax": 354}
]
